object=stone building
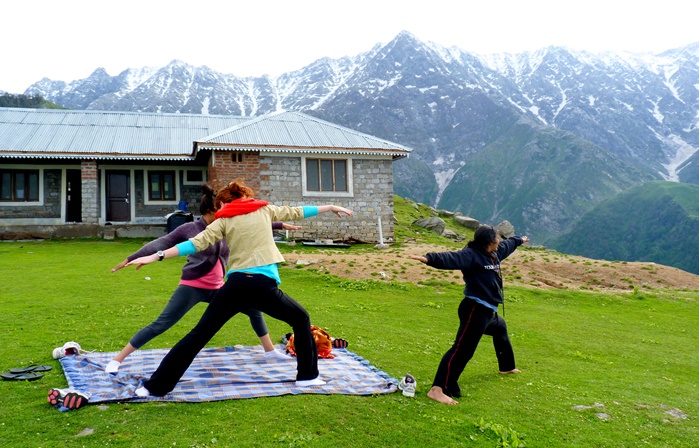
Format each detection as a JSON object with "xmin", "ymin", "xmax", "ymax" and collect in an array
[{"xmin": 0, "ymin": 107, "xmax": 411, "ymax": 241}]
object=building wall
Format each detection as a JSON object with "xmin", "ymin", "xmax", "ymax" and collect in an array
[
  {"xmin": 0, "ymin": 154, "xmax": 397, "ymax": 243},
  {"xmin": 0, "ymin": 168, "xmax": 61, "ymax": 220},
  {"xmin": 81, "ymin": 161, "xmax": 99, "ymax": 224},
  {"xmin": 260, "ymin": 155, "xmax": 395, "ymax": 243},
  {"xmin": 207, "ymin": 151, "xmax": 261, "ymax": 193}
]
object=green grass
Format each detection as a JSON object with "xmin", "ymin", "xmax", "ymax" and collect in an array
[{"xmin": 1, "ymin": 240, "xmax": 697, "ymax": 447}]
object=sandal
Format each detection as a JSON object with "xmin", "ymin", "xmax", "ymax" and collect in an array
[
  {"xmin": 1, "ymin": 372, "xmax": 44, "ymax": 381},
  {"xmin": 332, "ymin": 338, "xmax": 348, "ymax": 349},
  {"xmin": 9, "ymin": 364, "xmax": 52, "ymax": 374}
]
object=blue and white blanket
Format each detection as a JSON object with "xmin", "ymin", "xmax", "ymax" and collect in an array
[{"xmin": 56, "ymin": 345, "xmax": 397, "ymax": 405}]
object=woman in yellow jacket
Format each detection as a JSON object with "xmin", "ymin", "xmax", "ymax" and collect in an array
[{"xmin": 125, "ymin": 181, "xmax": 353, "ymax": 397}]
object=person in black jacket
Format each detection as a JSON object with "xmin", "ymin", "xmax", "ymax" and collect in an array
[{"xmin": 409, "ymin": 225, "xmax": 529, "ymax": 405}]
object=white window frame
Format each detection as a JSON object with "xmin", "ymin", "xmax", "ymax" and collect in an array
[
  {"xmin": 183, "ymin": 168, "xmax": 207, "ymax": 185},
  {"xmin": 143, "ymin": 168, "xmax": 180, "ymax": 206},
  {"xmin": 0, "ymin": 165, "xmax": 44, "ymax": 206},
  {"xmin": 301, "ymin": 155, "xmax": 354, "ymax": 198}
]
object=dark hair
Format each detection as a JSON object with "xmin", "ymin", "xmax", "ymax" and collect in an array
[
  {"xmin": 199, "ymin": 183, "xmax": 217, "ymax": 215},
  {"xmin": 215, "ymin": 180, "xmax": 254, "ymax": 210},
  {"xmin": 467, "ymin": 225, "xmax": 498, "ymax": 251}
]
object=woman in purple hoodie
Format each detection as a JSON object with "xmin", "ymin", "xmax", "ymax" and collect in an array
[{"xmin": 106, "ymin": 184, "xmax": 297, "ymax": 374}]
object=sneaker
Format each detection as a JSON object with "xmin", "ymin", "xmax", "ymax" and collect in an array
[
  {"xmin": 398, "ymin": 373, "xmax": 416, "ymax": 397},
  {"xmin": 52, "ymin": 341, "xmax": 82, "ymax": 359},
  {"xmin": 332, "ymin": 338, "xmax": 348, "ymax": 349},
  {"xmin": 47, "ymin": 388, "xmax": 89, "ymax": 410}
]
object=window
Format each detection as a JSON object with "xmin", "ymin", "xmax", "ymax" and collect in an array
[
  {"xmin": 0, "ymin": 169, "xmax": 40, "ymax": 202},
  {"xmin": 183, "ymin": 169, "xmax": 206, "ymax": 185},
  {"xmin": 148, "ymin": 170, "xmax": 176, "ymax": 201},
  {"xmin": 306, "ymin": 158, "xmax": 348, "ymax": 192},
  {"xmin": 232, "ymin": 153, "xmax": 244, "ymax": 163}
]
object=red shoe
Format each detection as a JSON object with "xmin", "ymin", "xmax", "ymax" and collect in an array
[
  {"xmin": 47, "ymin": 388, "xmax": 89, "ymax": 410},
  {"xmin": 332, "ymin": 338, "xmax": 348, "ymax": 349}
]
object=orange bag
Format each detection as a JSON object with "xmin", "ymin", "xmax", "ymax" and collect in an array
[{"xmin": 286, "ymin": 325, "xmax": 334, "ymax": 359}]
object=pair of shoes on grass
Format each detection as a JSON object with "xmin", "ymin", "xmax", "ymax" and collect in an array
[
  {"xmin": 398, "ymin": 373, "xmax": 416, "ymax": 397},
  {"xmin": 47, "ymin": 388, "xmax": 89, "ymax": 410},
  {"xmin": 1, "ymin": 364, "xmax": 52, "ymax": 381}
]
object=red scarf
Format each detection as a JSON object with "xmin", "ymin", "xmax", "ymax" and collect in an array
[{"xmin": 214, "ymin": 198, "xmax": 269, "ymax": 219}]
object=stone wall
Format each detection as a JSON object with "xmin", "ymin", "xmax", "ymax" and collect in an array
[
  {"xmin": 260, "ymin": 156, "xmax": 395, "ymax": 243},
  {"xmin": 81, "ymin": 161, "xmax": 99, "ymax": 224},
  {"xmin": 0, "ymin": 169, "xmax": 61, "ymax": 219}
]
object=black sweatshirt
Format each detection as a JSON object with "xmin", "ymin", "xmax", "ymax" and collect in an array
[{"xmin": 425, "ymin": 236, "xmax": 524, "ymax": 308}]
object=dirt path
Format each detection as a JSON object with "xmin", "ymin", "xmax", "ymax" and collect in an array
[{"xmin": 282, "ymin": 242, "xmax": 699, "ymax": 292}]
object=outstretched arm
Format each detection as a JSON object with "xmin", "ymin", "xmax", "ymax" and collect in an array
[
  {"xmin": 125, "ymin": 246, "xmax": 180, "ymax": 270},
  {"xmin": 408, "ymin": 254, "xmax": 428, "ymax": 263},
  {"xmin": 315, "ymin": 205, "xmax": 353, "ymax": 218}
]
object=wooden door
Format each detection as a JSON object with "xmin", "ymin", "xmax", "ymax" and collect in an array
[{"xmin": 106, "ymin": 170, "xmax": 130, "ymax": 222}]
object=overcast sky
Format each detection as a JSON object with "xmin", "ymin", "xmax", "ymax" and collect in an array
[{"xmin": 2, "ymin": 0, "xmax": 698, "ymax": 94}]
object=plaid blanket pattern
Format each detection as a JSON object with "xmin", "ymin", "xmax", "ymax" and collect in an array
[{"xmin": 58, "ymin": 345, "xmax": 398, "ymax": 404}]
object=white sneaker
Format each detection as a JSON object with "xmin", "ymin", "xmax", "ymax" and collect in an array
[
  {"xmin": 295, "ymin": 378, "xmax": 326, "ymax": 387},
  {"xmin": 52, "ymin": 341, "xmax": 82, "ymax": 359},
  {"xmin": 398, "ymin": 373, "xmax": 416, "ymax": 397},
  {"xmin": 264, "ymin": 349, "xmax": 292, "ymax": 360},
  {"xmin": 105, "ymin": 360, "xmax": 121, "ymax": 374},
  {"xmin": 135, "ymin": 386, "xmax": 150, "ymax": 397}
]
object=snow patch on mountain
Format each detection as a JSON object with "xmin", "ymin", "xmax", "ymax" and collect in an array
[{"xmin": 661, "ymin": 134, "xmax": 698, "ymax": 181}]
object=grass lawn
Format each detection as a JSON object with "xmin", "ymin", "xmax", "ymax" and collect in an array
[{"xmin": 0, "ymin": 239, "xmax": 697, "ymax": 447}]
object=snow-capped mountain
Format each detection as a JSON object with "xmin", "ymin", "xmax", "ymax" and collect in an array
[{"xmin": 24, "ymin": 31, "xmax": 699, "ymax": 242}]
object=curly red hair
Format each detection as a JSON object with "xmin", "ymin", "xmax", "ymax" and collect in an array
[{"xmin": 215, "ymin": 180, "xmax": 255, "ymax": 210}]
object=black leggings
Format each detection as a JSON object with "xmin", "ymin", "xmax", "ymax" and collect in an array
[
  {"xmin": 143, "ymin": 272, "xmax": 318, "ymax": 396},
  {"xmin": 432, "ymin": 299, "xmax": 515, "ymax": 397}
]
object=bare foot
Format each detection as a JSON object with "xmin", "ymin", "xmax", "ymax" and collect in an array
[
  {"xmin": 427, "ymin": 386, "xmax": 459, "ymax": 405},
  {"xmin": 499, "ymin": 369, "xmax": 521, "ymax": 374}
]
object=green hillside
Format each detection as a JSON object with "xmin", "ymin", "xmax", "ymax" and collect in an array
[
  {"xmin": 0, "ymin": 93, "xmax": 66, "ymax": 109},
  {"xmin": 550, "ymin": 181, "xmax": 699, "ymax": 274},
  {"xmin": 437, "ymin": 119, "xmax": 655, "ymax": 243}
]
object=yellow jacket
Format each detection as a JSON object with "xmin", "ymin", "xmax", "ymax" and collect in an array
[{"xmin": 189, "ymin": 205, "xmax": 305, "ymax": 271}]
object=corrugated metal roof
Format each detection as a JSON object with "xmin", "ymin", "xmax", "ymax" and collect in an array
[
  {"xmin": 0, "ymin": 108, "xmax": 412, "ymax": 160},
  {"xmin": 198, "ymin": 111, "xmax": 412, "ymax": 156},
  {"xmin": 0, "ymin": 108, "xmax": 248, "ymax": 160}
]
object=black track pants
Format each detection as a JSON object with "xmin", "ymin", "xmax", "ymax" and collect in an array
[{"xmin": 432, "ymin": 299, "xmax": 515, "ymax": 397}]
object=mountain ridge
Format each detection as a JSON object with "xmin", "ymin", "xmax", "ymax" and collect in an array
[{"xmin": 21, "ymin": 31, "xmax": 699, "ymax": 250}]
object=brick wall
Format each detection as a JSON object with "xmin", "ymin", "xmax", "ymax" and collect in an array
[{"xmin": 207, "ymin": 151, "xmax": 261, "ymax": 193}]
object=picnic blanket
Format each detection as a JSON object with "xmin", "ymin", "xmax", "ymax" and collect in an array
[{"xmin": 56, "ymin": 345, "xmax": 397, "ymax": 405}]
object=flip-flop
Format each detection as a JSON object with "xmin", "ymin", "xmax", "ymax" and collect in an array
[
  {"xmin": 332, "ymin": 338, "xmax": 348, "ymax": 348},
  {"xmin": 1, "ymin": 372, "xmax": 44, "ymax": 381},
  {"xmin": 9, "ymin": 364, "xmax": 52, "ymax": 374}
]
